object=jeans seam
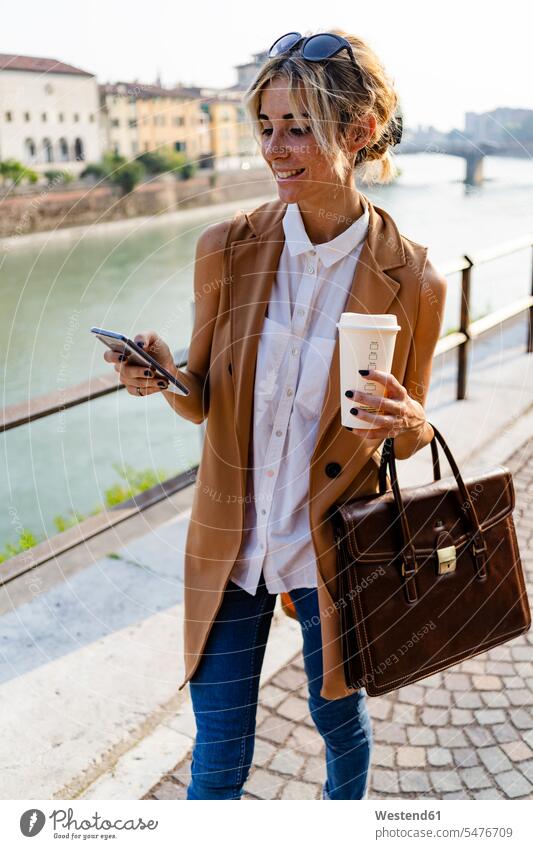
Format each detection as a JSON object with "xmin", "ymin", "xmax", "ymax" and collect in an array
[{"xmin": 233, "ymin": 589, "xmax": 270, "ymax": 798}]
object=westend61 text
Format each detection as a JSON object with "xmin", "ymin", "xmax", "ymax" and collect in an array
[{"xmin": 375, "ymin": 810, "xmax": 441, "ymax": 820}]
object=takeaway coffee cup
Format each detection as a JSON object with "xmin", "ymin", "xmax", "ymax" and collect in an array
[{"xmin": 336, "ymin": 312, "xmax": 401, "ymax": 429}]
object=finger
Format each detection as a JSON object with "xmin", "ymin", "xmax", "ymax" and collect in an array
[
  {"xmin": 125, "ymin": 381, "xmax": 168, "ymax": 398},
  {"xmin": 116, "ymin": 364, "xmax": 157, "ymax": 380},
  {"xmin": 133, "ymin": 330, "xmax": 159, "ymax": 351},
  {"xmin": 349, "ymin": 390, "xmax": 403, "ymax": 416},
  {"xmin": 350, "ymin": 407, "xmax": 400, "ymax": 429},
  {"xmin": 104, "ymin": 349, "xmax": 125, "ymax": 364},
  {"xmin": 361, "ymin": 368, "xmax": 405, "ymax": 398}
]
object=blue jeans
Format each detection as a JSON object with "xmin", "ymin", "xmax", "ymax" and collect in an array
[{"xmin": 186, "ymin": 571, "xmax": 373, "ymax": 800}]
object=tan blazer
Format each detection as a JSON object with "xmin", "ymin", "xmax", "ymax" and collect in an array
[{"xmin": 172, "ymin": 192, "xmax": 447, "ymax": 700}]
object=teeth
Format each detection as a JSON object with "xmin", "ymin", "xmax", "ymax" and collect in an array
[{"xmin": 275, "ymin": 168, "xmax": 304, "ymax": 178}]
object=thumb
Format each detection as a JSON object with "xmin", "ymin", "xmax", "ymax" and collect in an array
[{"xmin": 133, "ymin": 330, "xmax": 158, "ymax": 351}]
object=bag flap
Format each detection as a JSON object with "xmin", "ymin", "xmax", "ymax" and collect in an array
[{"xmin": 334, "ymin": 465, "xmax": 514, "ymax": 563}]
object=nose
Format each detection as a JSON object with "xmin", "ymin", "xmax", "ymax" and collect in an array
[{"xmin": 263, "ymin": 126, "xmax": 289, "ymax": 162}]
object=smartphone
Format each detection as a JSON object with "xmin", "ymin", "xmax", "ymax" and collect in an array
[{"xmin": 91, "ymin": 327, "xmax": 190, "ymax": 396}]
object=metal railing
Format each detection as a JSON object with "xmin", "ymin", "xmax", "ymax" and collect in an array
[{"xmin": 2, "ymin": 234, "xmax": 533, "ymax": 585}]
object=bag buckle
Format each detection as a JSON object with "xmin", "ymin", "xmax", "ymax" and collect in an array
[
  {"xmin": 437, "ymin": 544, "xmax": 457, "ymax": 574},
  {"xmin": 401, "ymin": 548, "xmax": 419, "ymax": 577}
]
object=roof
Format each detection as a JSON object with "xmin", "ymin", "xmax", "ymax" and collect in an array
[
  {"xmin": 99, "ymin": 81, "xmax": 203, "ymax": 100},
  {"xmin": 0, "ymin": 53, "xmax": 94, "ymax": 76}
]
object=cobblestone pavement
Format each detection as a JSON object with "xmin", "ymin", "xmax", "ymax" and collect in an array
[{"xmin": 144, "ymin": 438, "xmax": 533, "ymax": 801}]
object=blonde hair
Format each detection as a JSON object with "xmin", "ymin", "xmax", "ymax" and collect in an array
[{"xmin": 243, "ymin": 29, "xmax": 401, "ymax": 185}]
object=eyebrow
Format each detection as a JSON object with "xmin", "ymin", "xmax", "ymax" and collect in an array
[{"xmin": 258, "ymin": 112, "xmax": 310, "ymax": 120}]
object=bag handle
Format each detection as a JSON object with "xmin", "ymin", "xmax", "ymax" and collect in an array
[
  {"xmin": 379, "ymin": 435, "xmax": 441, "ymax": 494},
  {"xmin": 378, "ymin": 422, "xmax": 488, "ymax": 603}
]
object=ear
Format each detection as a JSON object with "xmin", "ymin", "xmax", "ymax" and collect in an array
[{"xmin": 344, "ymin": 113, "xmax": 377, "ymax": 156}]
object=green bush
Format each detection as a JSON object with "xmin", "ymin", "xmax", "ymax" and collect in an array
[
  {"xmin": 80, "ymin": 151, "xmax": 145, "ymax": 194},
  {"xmin": 0, "ymin": 158, "xmax": 39, "ymax": 186},
  {"xmin": 136, "ymin": 149, "xmax": 196, "ymax": 180},
  {"xmin": 44, "ymin": 169, "xmax": 74, "ymax": 185},
  {"xmin": 0, "ymin": 529, "xmax": 39, "ymax": 563},
  {"xmin": 0, "ymin": 463, "xmax": 171, "ymax": 563}
]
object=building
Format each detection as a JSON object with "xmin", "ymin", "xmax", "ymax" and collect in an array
[
  {"xmin": 0, "ymin": 53, "xmax": 102, "ymax": 171},
  {"xmin": 200, "ymin": 92, "xmax": 256, "ymax": 167},
  {"xmin": 465, "ymin": 107, "xmax": 533, "ymax": 144},
  {"xmin": 99, "ymin": 81, "xmax": 211, "ymax": 164}
]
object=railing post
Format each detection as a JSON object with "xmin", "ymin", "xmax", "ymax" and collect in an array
[
  {"xmin": 458, "ymin": 257, "xmax": 473, "ymax": 400},
  {"xmin": 528, "ymin": 244, "xmax": 533, "ymax": 354}
]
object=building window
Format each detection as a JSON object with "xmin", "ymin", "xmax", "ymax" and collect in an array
[
  {"xmin": 74, "ymin": 137, "xmax": 85, "ymax": 161},
  {"xmin": 42, "ymin": 138, "xmax": 53, "ymax": 163},
  {"xmin": 59, "ymin": 137, "xmax": 69, "ymax": 161},
  {"xmin": 58, "ymin": 112, "xmax": 64, "ymax": 122},
  {"xmin": 42, "ymin": 112, "xmax": 47, "ymax": 122},
  {"xmin": 5, "ymin": 111, "xmax": 13, "ymax": 122},
  {"xmin": 128, "ymin": 119, "xmax": 137, "ymax": 128},
  {"xmin": 24, "ymin": 112, "xmax": 30, "ymax": 122},
  {"xmin": 25, "ymin": 138, "xmax": 36, "ymax": 159},
  {"xmin": 174, "ymin": 141, "xmax": 186, "ymax": 152},
  {"xmin": 132, "ymin": 141, "xmax": 138, "ymax": 155},
  {"xmin": 74, "ymin": 113, "xmax": 80, "ymax": 122},
  {"xmin": 89, "ymin": 114, "xmax": 95, "ymax": 123},
  {"xmin": 173, "ymin": 116, "xmax": 185, "ymax": 126},
  {"xmin": 111, "ymin": 119, "xmax": 120, "ymax": 128}
]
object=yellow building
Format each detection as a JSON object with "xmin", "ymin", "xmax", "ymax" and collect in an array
[{"xmin": 100, "ymin": 82, "xmax": 211, "ymax": 164}]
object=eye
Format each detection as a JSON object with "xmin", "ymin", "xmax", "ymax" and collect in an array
[
  {"xmin": 290, "ymin": 126, "xmax": 310, "ymax": 136},
  {"xmin": 260, "ymin": 127, "xmax": 272, "ymax": 136}
]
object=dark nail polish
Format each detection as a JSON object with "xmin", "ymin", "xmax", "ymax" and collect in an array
[
  {"xmin": 345, "ymin": 389, "xmax": 353, "ymax": 398},
  {"xmin": 137, "ymin": 341, "xmax": 144, "ymax": 347},
  {"xmin": 144, "ymin": 369, "xmax": 152, "ymax": 376},
  {"xmin": 350, "ymin": 407, "xmax": 359, "ymax": 415},
  {"xmin": 118, "ymin": 354, "xmax": 125, "ymax": 361},
  {"xmin": 158, "ymin": 381, "xmax": 167, "ymax": 388},
  {"xmin": 358, "ymin": 369, "xmax": 369, "ymax": 376}
]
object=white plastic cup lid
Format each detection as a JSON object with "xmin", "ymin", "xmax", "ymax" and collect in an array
[{"xmin": 336, "ymin": 312, "xmax": 401, "ymax": 332}]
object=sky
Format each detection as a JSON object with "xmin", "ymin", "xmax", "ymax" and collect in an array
[{"xmin": 1, "ymin": 0, "xmax": 531, "ymax": 132}]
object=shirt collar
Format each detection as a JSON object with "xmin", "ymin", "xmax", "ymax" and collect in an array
[{"xmin": 282, "ymin": 198, "xmax": 369, "ymax": 268}]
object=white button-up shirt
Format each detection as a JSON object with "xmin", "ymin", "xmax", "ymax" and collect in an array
[{"xmin": 229, "ymin": 198, "xmax": 370, "ymax": 595}]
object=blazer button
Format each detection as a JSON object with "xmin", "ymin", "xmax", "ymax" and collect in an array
[{"xmin": 325, "ymin": 461, "xmax": 342, "ymax": 478}]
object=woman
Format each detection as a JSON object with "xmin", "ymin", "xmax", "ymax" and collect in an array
[{"xmin": 104, "ymin": 30, "xmax": 447, "ymax": 800}]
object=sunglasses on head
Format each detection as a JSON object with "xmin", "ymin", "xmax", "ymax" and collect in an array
[
  {"xmin": 267, "ymin": 31, "xmax": 403, "ymax": 147},
  {"xmin": 268, "ymin": 31, "xmax": 360, "ymax": 75}
]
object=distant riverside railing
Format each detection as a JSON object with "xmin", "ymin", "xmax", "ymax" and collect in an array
[{"xmin": 2, "ymin": 234, "xmax": 533, "ymax": 585}]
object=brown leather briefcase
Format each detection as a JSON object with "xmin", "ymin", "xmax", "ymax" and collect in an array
[{"xmin": 331, "ymin": 422, "xmax": 531, "ymax": 697}]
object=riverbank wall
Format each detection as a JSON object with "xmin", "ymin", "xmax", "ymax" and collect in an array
[{"xmin": 0, "ymin": 168, "xmax": 273, "ymax": 238}]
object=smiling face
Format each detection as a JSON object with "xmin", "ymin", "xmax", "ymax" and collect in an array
[{"xmin": 258, "ymin": 78, "xmax": 351, "ymax": 206}]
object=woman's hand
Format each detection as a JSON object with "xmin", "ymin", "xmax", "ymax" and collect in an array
[
  {"xmin": 344, "ymin": 368, "xmax": 427, "ymax": 441},
  {"xmin": 103, "ymin": 330, "xmax": 175, "ymax": 397}
]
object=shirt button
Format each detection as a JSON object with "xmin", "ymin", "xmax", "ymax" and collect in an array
[
  {"xmin": 261, "ymin": 509, "xmax": 267, "ymax": 515},
  {"xmin": 297, "ymin": 308, "xmax": 305, "ymax": 316},
  {"xmin": 276, "ymin": 429, "xmax": 283, "ymax": 436},
  {"xmin": 291, "ymin": 347, "xmax": 298, "ymax": 356},
  {"xmin": 307, "ymin": 265, "xmax": 314, "ymax": 274},
  {"xmin": 286, "ymin": 387, "xmax": 294, "ymax": 396}
]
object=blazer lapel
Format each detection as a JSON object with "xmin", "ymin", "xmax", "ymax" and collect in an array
[{"xmin": 229, "ymin": 207, "xmax": 286, "ymax": 470}]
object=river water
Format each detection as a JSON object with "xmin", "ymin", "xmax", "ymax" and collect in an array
[{"xmin": 1, "ymin": 153, "xmax": 532, "ymax": 548}]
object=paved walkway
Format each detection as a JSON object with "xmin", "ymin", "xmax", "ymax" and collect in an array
[{"xmin": 144, "ymin": 435, "xmax": 533, "ymax": 801}]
